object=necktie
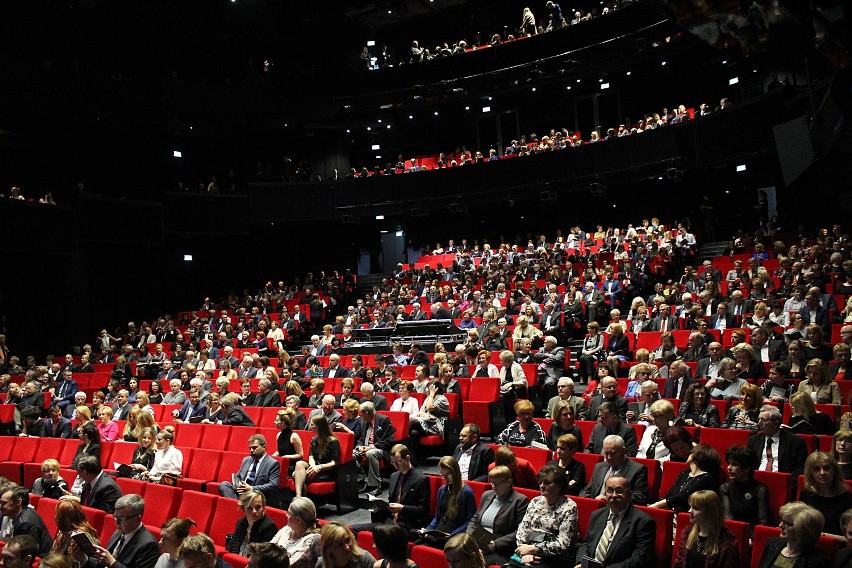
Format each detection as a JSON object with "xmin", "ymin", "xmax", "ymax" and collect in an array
[
  {"xmin": 595, "ymin": 512, "xmax": 617, "ymax": 562},
  {"xmin": 113, "ymin": 536, "xmax": 126, "ymax": 557},
  {"xmin": 393, "ymin": 473, "xmax": 407, "ymax": 522},
  {"xmin": 247, "ymin": 459, "xmax": 258, "ymax": 484},
  {"xmin": 368, "ymin": 424, "xmax": 374, "ymax": 446},
  {"xmin": 661, "ymin": 318, "xmax": 667, "ymax": 333},
  {"xmin": 764, "ymin": 439, "xmax": 774, "ymax": 471}
]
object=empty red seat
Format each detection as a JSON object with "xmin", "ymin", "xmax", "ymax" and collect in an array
[
  {"xmin": 176, "ymin": 490, "xmax": 219, "ymax": 535},
  {"xmin": 142, "ymin": 484, "xmax": 182, "ymax": 527}
]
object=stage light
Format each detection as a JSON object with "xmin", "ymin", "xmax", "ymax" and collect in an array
[
  {"xmin": 371, "ymin": 144, "xmax": 380, "ymax": 150},
  {"xmin": 173, "ymin": 150, "xmax": 182, "ymax": 158}
]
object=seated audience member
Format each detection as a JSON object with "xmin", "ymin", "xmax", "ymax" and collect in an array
[
  {"xmin": 317, "ymin": 522, "xmax": 375, "ymax": 568},
  {"xmin": 96, "ymin": 406, "xmax": 118, "ymax": 442},
  {"xmin": 788, "ymin": 391, "xmax": 836, "ymax": 435},
  {"xmin": 838, "ymin": 510, "xmax": 852, "ymax": 568},
  {"xmin": 547, "ymin": 400, "xmax": 583, "ymax": 451},
  {"xmin": 307, "ymin": 379, "xmax": 325, "ymax": 408},
  {"xmin": 389, "ymin": 380, "xmax": 419, "ymax": 416},
  {"xmin": 225, "ymin": 491, "xmax": 279, "ymax": 557},
  {"xmin": 830, "ymin": 343, "xmax": 851, "ymax": 381},
  {"xmin": 465, "ymin": 465, "xmax": 529, "ymax": 566},
  {"xmin": 626, "ymin": 379, "xmax": 660, "ymax": 426},
  {"xmin": 798, "ymin": 451, "xmax": 852, "ymax": 536},
  {"xmin": 628, "ymin": 350, "xmax": 659, "ymax": 380},
  {"xmin": 547, "ymin": 433, "xmax": 585, "ymax": 495},
  {"xmin": 577, "ymin": 322, "xmax": 604, "ymax": 382},
  {"xmin": 353, "ymin": 401, "xmax": 394, "ymax": 495},
  {"xmin": 588, "ymin": 375, "xmax": 628, "ymax": 422},
  {"xmin": 452, "ymin": 424, "xmax": 495, "ymax": 483},
  {"xmin": 270, "ymin": 497, "xmax": 322, "ymax": 567},
  {"xmin": 696, "ymin": 342, "xmax": 725, "ymax": 379},
  {"xmin": 414, "ymin": 456, "xmax": 475, "ymax": 548},
  {"xmin": 372, "ymin": 523, "xmax": 418, "ymax": 568},
  {"xmin": 407, "ymin": 381, "xmax": 450, "ymax": 451},
  {"xmin": 747, "ymin": 405, "xmax": 808, "ymax": 476},
  {"xmin": 545, "ymin": 377, "xmax": 589, "ymax": 420},
  {"xmin": 352, "ymin": 444, "xmax": 431, "ymax": 536},
  {"xmin": 284, "ymin": 395, "xmax": 308, "ymax": 430},
  {"xmin": 678, "ymin": 383, "xmax": 721, "ymax": 428},
  {"xmin": 154, "ymin": 517, "xmax": 196, "ymax": 568},
  {"xmin": 0, "ymin": 535, "xmax": 39, "ymax": 568},
  {"xmin": 497, "ymin": 399, "xmax": 546, "ymax": 447},
  {"xmin": 73, "ymin": 493, "xmax": 158, "ymax": 568},
  {"xmin": 162, "ymin": 379, "xmax": 186, "ymax": 405},
  {"xmin": 358, "ymin": 382, "xmax": 388, "ymax": 411},
  {"xmin": 443, "ymin": 533, "xmax": 485, "ymax": 568},
  {"xmin": 574, "ymin": 475, "xmax": 657, "ymax": 568},
  {"xmin": 176, "ymin": 533, "xmax": 232, "ymax": 568},
  {"xmin": 136, "ymin": 428, "xmax": 182, "ymax": 483},
  {"xmin": 31, "ymin": 458, "xmax": 69, "ymax": 498},
  {"xmin": 218, "ymin": 433, "xmax": 281, "ymax": 501},
  {"xmin": 722, "ymin": 383, "xmax": 761, "ymax": 431},
  {"xmin": 637, "ymin": 399, "xmax": 676, "ymax": 460},
  {"xmin": 580, "ymin": 434, "xmax": 649, "ymax": 504},
  {"xmin": 293, "ymin": 414, "xmax": 340, "ymax": 498},
  {"xmin": 0, "ymin": 485, "xmax": 53, "ymax": 555},
  {"xmin": 798, "ymin": 358, "xmax": 841, "ymax": 405},
  {"xmin": 649, "ymin": 444, "xmax": 721, "ymax": 513},
  {"xmin": 761, "ymin": 361, "xmax": 795, "ymax": 403},
  {"xmin": 755, "ymin": 502, "xmax": 829, "ymax": 568},
  {"xmin": 246, "ymin": 542, "xmax": 290, "ymax": 568},
  {"xmin": 68, "ymin": 454, "xmax": 122, "ymax": 514},
  {"xmin": 220, "ymin": 393, "xmax": 256, "ymax": 427},
  {"xmin": 720, "ymin": 446, "xmax": 769, "ymax": 527},
  {"xmin": 705, "ymin": 358, "xmax": 746, "ymax": 402},
  {"xmin": 834, "ymin": 429, "xmax": 852, "ymax": 479},
  {"xmin": 662, "ymin": 360, "xmax": 695, "ymax": 401},
  {"xmin": 487, "ymin": 446, "xmax": 538, "ymax": 490},
  {"xmin": 586, "ymin": 401, "xmax": 638, "ymax": 456},
  {"xmin": 732, "ymin": 343, "xmax": 768, "ymax": 381},
  {"xmin": 672, "ymin": 490, "xmax": 740, "ymax": 568},
  {"xmin": 514, "ymin": 464, "xmax": 578, "ymax": 568}
]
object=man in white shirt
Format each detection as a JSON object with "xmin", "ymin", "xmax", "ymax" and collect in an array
[{"xmin": 747, "ymin": 405, "xmax": 807, "ymax": 476}]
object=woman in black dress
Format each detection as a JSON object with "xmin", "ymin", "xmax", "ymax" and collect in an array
[
  {"xmin": 649, "ymin": 443, "xmax": 721, "ymax": 513},
  {"xmin": 292, "ymin": 414, "xmax": 340, "ymax": 498},
  {"xmin": 546, "ymin": 433, "xmax": 585, "ymax": 495},
  {"xmin": 272, "ymin": 408, "xmax": 304, "ymax": 475}
]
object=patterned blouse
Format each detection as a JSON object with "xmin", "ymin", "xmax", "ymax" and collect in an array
[{"xmin": 516, "ymin": 495, "xmax": 578, "ymax": 561}]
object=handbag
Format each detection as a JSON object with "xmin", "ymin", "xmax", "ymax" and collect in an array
[{"xmin": 159, "ymin": 473, "xmax": 181, "ymax": 486}]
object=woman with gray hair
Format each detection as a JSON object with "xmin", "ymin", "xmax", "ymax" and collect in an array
[{"xmin": 756, "ymin": 502, "xmax": 828, "ymax": 568}]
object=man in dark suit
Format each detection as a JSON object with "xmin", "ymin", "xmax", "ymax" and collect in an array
[
  {"xmin": 575, "ymin": 475, "xmax": 656, "ymax": 566},
  {"xmin": 662, "ymin": 361, "xmax": 695, "ymax": 401},
  {"xmin": 579, "ymin": 435, "xmax": 648, "ymax": 505},
  {"xmin": 682, "ymin": 332, "xmax": 709, "ymax": 362},
  {"xmin": 1, "ymin": 486, "xmax": 53, "ymax": 555},
  {"xmin": 649, "ymin": 304, "xmax": 679, "ymax": 332},
  {"xmin": 586, "ymin": 402, "xmax": 638, "ymax": 457},
  {"xmin": 251, "ymin": 379, "xmax": 281, "ymax": 407},
  {"xmin": 799, "ymin": 293, "xmax": 831, "ymax": 335},
  {"xmin": 359, "ymin": 383, "xmax": 388, "ymax": 411},
  {"xmin": 173, "ymin": 390, "xmax": 207, "ymax": 423},
  {"xmin": 583, "ymin": 282, "xmax": 606, "ymax": 324},
  {"xmin": 533, "ymin": 335, "xmax": 566, "ymax": 402},
  {"xmin": 709, "ymin": 302, "xmax": 736, "ymax": 331},
  {"xmin": 352, "ymin": 444, "xmax": 430, "ymax": 537},
  {"xmin": 354, "ymin": 402, "xmax": 397, "ymax": 495},
  {"xmin": 41, "ymin": 405, "xmax": 72, "ymax": 438},
  {"xmin": 78, "ymin": 494, "xmax": 159, "ymax": 568},
  {"xmin": 750, "ymin": 326, "xmax": 786, "ymax": 362},
  {"xmin": 453, "ymin": 424, "xmax": 495, "ymax": 482},
  {"xmin": 52, "ymin": 369, "xmax": 79, "ymax": 412},
  {"xmin": 430, "ymin": 302, "xmax": 453, "ymax": 320},
  {"xmin": 728, "ymin": 290, "xmax": 752, "ymax": 320},
  {"xmin": 322, "ymin": 354, "xmax": 350, "ymax": 379},
  {"xmin": 409, "ymin": 303, "xmax": 428, "ymax": 321},
  {"xmin": 237, "ymin": 356, "xmax": 259, "ymax": 379},
  {"xmin": 588, "ymin": 377, "xmax": 629, "ymax": 423},
  {"xmin": 695, "ymin": 342, "xmax": 725, "ymax": 379},
  {"xmin": 220, "ymin": 394, "xmax": 256, "ymax": 427},
  {"xmin": 407, "ymin": 343, "xmax": 430, "ymax": 368},
  {"xmin": 466, "ymin": 465, "xmax": 530, "ymax": 566},
  {"xmin": 112, "ymin": 390, "xmax": 133, "ymax": 421},
  {"xmin": 74, "ymin": 454, "xmax": 123, "ymax": 514},
  {"xmin": 747, "ymin": 405, "xmax": 808, "ymax": 477},
  {"xmin": 219, "ymin": 433, "xmax": 281, "ymax": 501}
]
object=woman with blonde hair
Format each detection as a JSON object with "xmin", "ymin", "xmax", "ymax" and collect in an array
[
  {"xmin": 834, "ymin": 429, "xmax": 852, "ymax": 479},
  {"xmin": 722, "ymin": 383, "xmax": 761, "ymax": 431},
  {"xmin": 128, "ymin": 427, "xmax": 157, "ymax": 478},
  {"xmin": 31, "ymin": 458, "xmax": 69, "ymax": 498},
  {"xmin": 271, "ymin": 496, "xmax": 321, "ymax": 568},
  {"xmin": 69, "ymin": 406, "xmax": 92, "ymax": 439},
  {"xmin": 799, "ymin": 451, "xmax": 852, "ymax": 535},
  {"xmin": 444, "ymin": 533, "xmax": 485, "ymax": 568},
  {"xmin": 318, "ymin": 522, "xmax": 376, "ymax": 568},
  {"xmin": 122, "ymin": 407, "xmax": 144, "ymax": 441},
  {"xmin": 789, "ymin": 391, "xmax": 836, "ymax": 435},
  {"xmin": 756, "ymin": 502, "xmax": 828, "ymax": 567},
  {"xmin": 798, "ymin": 358, "xmax": 841, "ymax": 405},
  {"xmin": 672, "ymin": 490, "xmax": 739, "ymax": 568},
  {"xmin": 227, "ymin": 491, "xmax": 278, "ymax": 557}
]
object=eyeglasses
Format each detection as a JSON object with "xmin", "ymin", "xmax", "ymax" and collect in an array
[{"xmin": 114, "ymin": 513, "xmax": 140, "ymax": 523}]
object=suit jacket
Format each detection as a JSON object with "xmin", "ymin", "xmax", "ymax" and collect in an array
[
  {"xmin": 662, "ymin": 376, "xmax": 696, "ymax": 400},
  {"xmin": 752, "ymin": 339, "xmax": 786, "ymax": 362},
  {"xmin": 360, "ymin": 394, "xmax": 388, "ymax": 411},
  {"xmin": 388, "ymin": 467, "xmax": 431, "ymax": 529},
  {"xmin": 579, "ymin": 459, "xmax": 648, "ymax": 505},
  {"xmin": 41, "ymin": 417, "xmax": 72, "ymax": 438},
  {"xmin": 252, "ymin": 390, "xmax": 281, "ymax": 407},
  {"xmin": 226, "ymin": 515, "xmax": 278, "ymax": 554},
  {"xmin": 747, "ymin": 429, "xmax": 808, "ymax": 476},
  {"xmin": 453, "ymin": 442, "xmax": 495, "ymax": 482},
  {"xmin": 533, "ymin": 346, "xmax": 566, "ymax": 382},
  {"xmin": 176, "ymin": 400, "xmax": 207, "ymax": 421},
  {"xmin": 575, "ymin": 504, "xmax": 656, "ymax": 567},
  {"xmin": 709, "ymin": 313, "xmax": 736, "ymax": 329},
  {"xmin": 222, "ymin": 406, "xmax": 256, "ymax": 427},
  {"xmin": 650, "ymin": 315, "xmax": 680, "ymax": 332},
  {"xmin": 235, "ymin": 454, "xmax": 281, "ymax": 496},
  {"xmin": 237, "ymin": 366, "xmax": 258, "ymax": 379},
  {"xmin": 588, "ymin": 395, "xmax": 628, "ymax": 422},
  {"xmin": 357, "ymin": 414, "xmax": 396, "ymax": 458},
  {"xmin": 322, "ymin": 365, "xmax": 350, "ymax": 378},
  {"xmin": 81, "ymin": 472, "xmax": 123, "ymax": 514},
  {"xmin": 112, "ymin": 403, "xmax": 133, "ymax": 421},
  {"xmin": 586, "ymin": 421, "xmax": 638, "ymax": 457},
  {"xmin": 409, "ymin": 351, "xmax": 430, "ymax": 367},
  {"xmin": 13, "ymin": 507, "xmax": 54, "ymax": 555},
  {"xmin": 84, "ymin": 525, "xmax": 159, "ymax": 568},
  {"xmin": 466, "ymin": 489, "xmax": 529, "ymax": 557},
  {"xmin": 53, "ymin": 379, "xmax": 79, "ymax": 408},
  {"xmin": 695, "ymin": 357, "xmax": 723, "ymax": 379}
]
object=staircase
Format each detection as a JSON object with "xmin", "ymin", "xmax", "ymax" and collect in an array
[{"xmin": 697, "ymin": 241, "xmax": 728, "ymax": 261}]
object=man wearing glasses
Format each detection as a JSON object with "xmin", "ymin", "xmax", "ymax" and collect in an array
[
  {"xmin": 73, "ymin": 494, "xmax": 159, "ymax": 568},
  {"xmin": 747, "ymin": 405, "xmax": 808, "ymax": 477}
]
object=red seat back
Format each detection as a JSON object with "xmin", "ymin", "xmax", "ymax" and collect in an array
[{"xmin": 176, "ymin": 490, "xmax": 218, "ymax": 535}]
